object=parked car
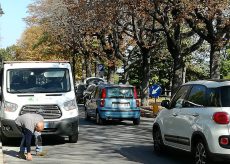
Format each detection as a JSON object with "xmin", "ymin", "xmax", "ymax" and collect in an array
[
  {"xmin": 83, "ymin": 84, "xmax": 97, "ymax": 104},
  {"xmin": 152, "ymin": 80, "xmax": 230, "ymax": 163},
  {"xmin": 75, "ymin": 84, "xmax": 86, "ymax": 104},
  {"xmin": 84, "ymin": 77, "xmax": 106, "ymax": 86},
  {"xmin": 84, "ymin": 84, "xmax": 140, "ymax": 125}
]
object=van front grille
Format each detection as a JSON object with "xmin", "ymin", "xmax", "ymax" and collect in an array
[{"xmin": 20, "ymin": 105, "xmax": 62, "ymax": 119}]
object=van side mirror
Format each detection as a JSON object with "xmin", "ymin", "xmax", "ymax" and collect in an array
[{"xmin": 161, "ymin": 100, "xmax": 170, "ymax": 109}]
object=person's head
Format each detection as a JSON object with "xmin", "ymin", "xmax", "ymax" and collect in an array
[{"xmin": 35, "ymin": 121, "xmax": 44, "ymax": 132}]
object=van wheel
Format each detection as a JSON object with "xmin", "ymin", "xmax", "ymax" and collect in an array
[
  {"xmin": 133, "ymin": 118, "xmax": 140, "ymax": 125},
  {"xmin": 96, "ymin": 112, "xmax": 104, "ymax": 125},
  {"xmin": 1, "ymin": 130, "xmax": 9, "ymax": 145},
  {"xmin": 69, "ymin": 133, "xmax": 78, "ymax": 143},
  {"xmin": 152, "ymin": 127, "xmax": 164, "ymax": 154},
  {"xmin": 194, "ymin": 139, "xmax": 210, "ymax": 164}
]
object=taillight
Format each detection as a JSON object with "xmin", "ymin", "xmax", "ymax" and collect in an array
[
  {"xmin": 213, "ymin": 112, "xmax": 229, "ymax": 124},
  {"xmin": 220, "ymin": 137, "xmax": 229, "ymax": 145},
  {"xmin": 100, "ymin": 99, "xmax": 105, "ymax": 107},
  {"xmin": 101, "ymin": 88, "xmax": 106, "ymax": 98},
  {"xmin": 136, "ymin": 99, "xmax": 140, "ymax": 107},
  {"xmin": 134, "ymin": 87, "xmax": 138, "ymax": 99}
]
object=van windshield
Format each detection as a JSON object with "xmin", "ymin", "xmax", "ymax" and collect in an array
[
  {"xmin": 107, "ymin": 87, "xmax": 134, "ymax": 98},
  {"xmin": 7, "ymin": 68, "xmax": 71, "ymax": 93}
]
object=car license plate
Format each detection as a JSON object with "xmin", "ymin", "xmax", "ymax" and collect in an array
[
  {"xmin": 44, "ymin": 122, "xmax": 49, "ymax": 128},
  {"xmin": 113, "ymin": 103, "xmax": 130, "ymax": 108}
]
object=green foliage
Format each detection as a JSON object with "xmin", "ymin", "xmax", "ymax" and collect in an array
[{"xmin": 0, "ymin": 45, "xmax": 18, "ymax": 61}]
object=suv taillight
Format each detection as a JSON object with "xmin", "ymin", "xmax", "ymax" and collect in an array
[
  {"xmin": 213, "ymin": 112, "xmax": 230, "ymax": 124},
  {"xmin": 136, "ymin": 99, "xmax": 140, "ymax": 107},
  {"xmin": 101, "ymin": 88, "xmax": 106, "ymax": 98},
  {"xmin": 100, "ymin": 99, "xmax": 105, "ymax": 107},
  {"xmin": 134, "ymin": 87, "xmax": 138, "ymax": 99}
]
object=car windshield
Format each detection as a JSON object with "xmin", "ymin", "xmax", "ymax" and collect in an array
[
  {"xmin": 220, "ymin": 86, "xmax": 230, "ymax": 107},
  {"xmin": 107, "ymin": 87, "xmax": 134, "ymax": 98},
  {"xmin": 7, "ymin": 68, "xmax": 70, "ymax": 93}
]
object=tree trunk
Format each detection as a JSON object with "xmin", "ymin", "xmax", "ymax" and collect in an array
[
  {"xmin": 210, "ymin": 45, "xmax": 221, "ymax": 79},
  {"xmin": 171, "ymin": 58, "xmax": 184, "ymax": 95},
  {"xmin": 140, "ymin": 50, "xmax": 150, "ymax": 106},
  {"xmin": 72, "ymin": 54, "xmax": 76, "ymax": 84},
  {"xmin": 107, "ymin": 65, "xmax": 115, "ymax": 83},
  {"xmin": 84, "ymin": 53, "xmax": 92, "ymax": 78}
]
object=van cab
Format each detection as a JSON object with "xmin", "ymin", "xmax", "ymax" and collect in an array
[
  {"xmin": 85, "ymin": 84, "xmax": 140, "ymax": 125},
  {"xmin": 0, "ymin": 61, "xmax": 79, "ymax": 144}
]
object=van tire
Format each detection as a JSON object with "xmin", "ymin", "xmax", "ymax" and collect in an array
[
  {"xmin": 1, "ymin": 130, "xmax": 9, "ymax": 145},
  {"xmin": 69, "ymin": 133, "xmax": 78, "ymax": 143},
  {"xmin": 133, "ymin": 118, "xmax": 140, "ymax": 125}
]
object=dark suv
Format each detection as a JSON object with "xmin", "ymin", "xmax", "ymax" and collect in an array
[{"xmin": 75, "ymin": 84, "xmax": 86, "ymax": 104}]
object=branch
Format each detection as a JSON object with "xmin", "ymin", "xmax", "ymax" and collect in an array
[
  {"xmin": 183, "ymin": 37, "xmax": 204, "ymax": 55},
  {"xmin": 186, "ymin": 18, "xmax": 209, "ymax": 41}
]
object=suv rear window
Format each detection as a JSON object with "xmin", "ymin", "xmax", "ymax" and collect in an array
[
  {"xmin": 107, "ymin": 87, "xmax": 134, "ymax": 98},
  {"xmin": 220, "ymin": 86, "xmax": 230, "ymax": 107}
]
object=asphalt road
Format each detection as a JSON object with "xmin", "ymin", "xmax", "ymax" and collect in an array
[{"xmin": 2, "ymin": 106, "xmax": 198, "ymax": 164}]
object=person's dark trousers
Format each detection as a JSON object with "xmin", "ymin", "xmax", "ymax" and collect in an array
[{"xmin": 18, "ymin": 128, "xmax": 33, "ymax": 153}]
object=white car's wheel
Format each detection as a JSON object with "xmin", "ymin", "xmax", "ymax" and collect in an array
[
  {"xmin": 152, "ymin": 127, "xmax": 164, "ymax": 154},
  {"xmin": 194, "ymin": 140, "xmax": 210, "ymax": 164}
]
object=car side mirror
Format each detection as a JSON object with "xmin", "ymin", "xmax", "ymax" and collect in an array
[{"xmin": 161, "ymin": 100, "xmax": 170, "ymax": 109}]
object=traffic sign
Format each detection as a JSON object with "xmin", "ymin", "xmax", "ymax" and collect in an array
[
  {"xmin": 149, "ymin": 84, "xmax": 162, "ymax": 98},
  {"xmin": 97, "ymin": 64, "xmax": 104, "ymax": 71}
]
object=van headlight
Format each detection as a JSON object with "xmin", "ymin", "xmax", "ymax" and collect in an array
[
  {"xmin": 4, "ymin": 101, "xmax": 18, "ymax": 112},
  {"xmin": 64, "ymin": 100, "xmax": 77, "ymax": 111}
]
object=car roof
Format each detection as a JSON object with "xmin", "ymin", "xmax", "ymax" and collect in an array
[
  {"xmin": 184, "ymin": 80, "xmax": 230, "ymax": 88},
  {"xmin": 97, "ymin": 83, "xmax": 134, "ymax": 89}
]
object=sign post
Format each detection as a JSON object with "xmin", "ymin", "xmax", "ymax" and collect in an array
[
  {"xmin": 97, "ymin": 64, "xmax": 104, "ymax": 78},
  {"xmin": 149, "ymin": 84, "xmax": 162, "ymax": 115}
]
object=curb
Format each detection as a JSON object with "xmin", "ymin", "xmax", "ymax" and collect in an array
[{"xmin": 0, "ymin": 141, "xmax": 3, "ymax": 164}]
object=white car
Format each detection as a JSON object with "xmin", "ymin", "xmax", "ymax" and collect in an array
[{"xmin": 152, "ymin": 80, "xmax": 230, "ymax": 163}]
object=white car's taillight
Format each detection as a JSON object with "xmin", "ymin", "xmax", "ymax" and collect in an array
[{"xmin": 213, "ymin": 112, "xmax": 229, "ymax": 124}]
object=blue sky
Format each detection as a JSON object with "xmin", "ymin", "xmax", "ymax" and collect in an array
[{"xmin": 0, "ymin": 0, "xmax": 32, "ymax": 48}]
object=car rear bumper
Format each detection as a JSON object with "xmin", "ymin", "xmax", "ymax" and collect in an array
[
  {"xmin": 99, "ymin": 109, "xmax": 140, "ymax": 120},
  {"xmin": 1, "ymin": 116, "xmax": 79, "ymax": 138},
  {"xmin": 209, "ymin": 152, "xmax": 230, "ymax": 162}
]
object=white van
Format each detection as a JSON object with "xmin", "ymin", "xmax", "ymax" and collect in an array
[{"xmin": 0, "ymin": 61, "xmax": 79, "ymax": 144}]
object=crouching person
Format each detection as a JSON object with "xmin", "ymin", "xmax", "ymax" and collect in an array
[{"xmin": 15, "ymin": 113, "xmax": 44, "ymax": 161}]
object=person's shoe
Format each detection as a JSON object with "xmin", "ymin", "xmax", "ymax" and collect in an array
[
  {"xmin": 17, "ymin": 152, "xmax": 26, "ymax": 160},
  {"xmin": 36, "ymin": 150, "xmax": 47, "ymax": 156}
]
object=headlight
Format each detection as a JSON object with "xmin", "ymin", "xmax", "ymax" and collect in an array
[
  {"xmin": 4, "ymin": 101, "xmax": 18, "ymax": 112},
  {"xmin": 64, "ymin": 100, "xmax": 77, "ymax": 111}
]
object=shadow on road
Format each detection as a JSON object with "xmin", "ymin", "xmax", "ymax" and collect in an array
[
  {"xmin": 3, "ymin": 150, "xmax": 18, "ymax": 159},
  {"xmin": 1, "ymin": 135, "xmax": 66, "ymax": 147},
  {"xmin": 80, "ymin": 117, "xmax": 134, "ymax": 126},
  {"xmin": 119, "ymin": 145, "xmax": 193, "ymax": 164}
]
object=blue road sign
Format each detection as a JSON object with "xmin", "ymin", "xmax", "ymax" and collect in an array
[
  {"xmin": 98, "ymin": 64, "xmax": 104, "ymax": 71},
  {"xmin": 149, "ymin": 84, "xmax": 162, "ymax": 98}
]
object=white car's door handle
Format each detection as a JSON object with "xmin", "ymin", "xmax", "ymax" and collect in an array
[
  {"xmin": 172, "ymin": 113, "xmax": 178, "ymax": 117},
  {"xmin": 192, "ymin": 113, "xmax": 199, "ymax": 117}
]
